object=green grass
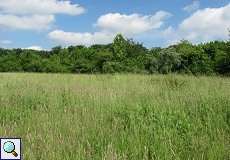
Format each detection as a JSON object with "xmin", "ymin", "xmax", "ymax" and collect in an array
[{"xmin": 0, "ymin": 73, "xmax": 229, "ymax": 160}]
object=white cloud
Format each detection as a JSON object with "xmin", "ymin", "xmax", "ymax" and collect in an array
[
  {"xmin": 161, "ymin": 3, "xmax": 230, "ymax": 45},
  {"xmin": 0, "ymin": 0, "xmax": 85, "ymax": 15},
  {"xmin": 96, "ymin": 11, "xmax": 171, "ymax": 35},
  {"xmin": 0, "ymin": 40, "xmax": 12, "ymax": 45},
  {"xmin": 132, "ymin": 3, "xmax": 230, "ymax": 47},
  {"xmin": 25, "ymin": 46, "xmax": 44, "ymax": 51},
  {"xmin": 49, "ymin": 11, "xmax": 171, "ymax": 46},
  {"xmin": 0, "ymin": 14, "xmax": 54, "ymax": 30},
  {"xmin": 49, "ymin": 3, "xmax": 230, "ymax": 47},
  {"xmin": 179, "ymin": 3, "xmax": 230, "ymax": 42},
  {"xmin": 0, "ymin": 0, "xmax": 85, "ymax": 31},
  {"xmin": 161, "ymin": 27, "xmax": 180, "ymax": 45},
  {"xmin": 48, "ymin": 30, "xmax": 115, "ymax": 46},
  {"xmin": 183, "ymin": 1, "xmax": 200, "ymax": 12}
]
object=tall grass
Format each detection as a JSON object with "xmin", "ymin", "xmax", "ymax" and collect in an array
[{"xmin": 0, "ymin": 73, "xmax": 229, "ymax": 159}]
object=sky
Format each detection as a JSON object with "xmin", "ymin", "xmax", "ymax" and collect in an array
[{"xmin": 0, "ymin": 0, "xmax": 229, "ymax": 50}]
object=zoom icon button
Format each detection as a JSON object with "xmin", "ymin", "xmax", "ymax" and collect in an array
[{"xmin": 1, "ymin": 138, "xmax": 22, "ymax": 160}]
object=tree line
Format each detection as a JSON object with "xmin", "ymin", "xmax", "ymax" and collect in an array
[{"xmin": 0, "ymin": 34, "xmax": 229, "ymax": 75}]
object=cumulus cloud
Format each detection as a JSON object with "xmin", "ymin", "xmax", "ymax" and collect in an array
[
  {"xmin": 48, "ymin": 30, "xmax": 115, "ymax": 46},
  {"xmin": 48, "ymin": 3, "xmax": 230, "ymax": 47},
  {"xmin": 0, "ymin": 0, "xmax": 85, "ymax": 31},
  {"xmin": 0, "ymin": 14, "xmax": 54, "ymax": 30},
  {"xmin": 49, "ymin": 11, "xmax": 171, "ymax": 46},
  {"xmin": 96, "ymin": 11, "xmax": 171, "ymax": 35},
  {"xmin": 162, "ymin": 3, "xmax": 230, "ymax": 45},
  {"xmin": 0, "ymin": 0, "xmax": 85, "ymax": 15},
  {"xmin": 25, "ymin": 46, "xmax": 44, "ymax": 51},
  {"xmin": 183, "ymin": 1, "xmax": 200, "ymax": 12},
  {"xmin": 179, "ymin": 3, "xmax": 230, "ymax": 42}
]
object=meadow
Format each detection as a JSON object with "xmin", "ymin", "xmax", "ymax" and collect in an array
[{"xmin": 0, "ymin": 73, "xmax": 229, "ymax": 160}]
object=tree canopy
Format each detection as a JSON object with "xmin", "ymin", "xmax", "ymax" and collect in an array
[{"xmin": 0, "ymin": 34, "xmax": 229, "ymax": 75}]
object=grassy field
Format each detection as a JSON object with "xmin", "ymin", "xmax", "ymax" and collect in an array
[{"xmin": 0, "ymin": 73, "xmax": 229, "ymax": 160}]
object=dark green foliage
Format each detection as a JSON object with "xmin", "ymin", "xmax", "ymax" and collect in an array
[
  {"xmin": 0, "ymin": 34, "xmax": 229, "ymax": 75},
  {"xmin": 175, "ymin": 40, "xmax": 213, "ymax": 74},
  {"xmin": 112, "ymin": 34, "xmax": 128, "ymax": 60},
  {"xmin": 213, "ymin": 41, "xmax": 230, "ymax": 75}
]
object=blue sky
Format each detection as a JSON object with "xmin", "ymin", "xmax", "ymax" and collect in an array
[{"xmin": 0, "ymin": 0, "xmax": 229, "ymax": 50}]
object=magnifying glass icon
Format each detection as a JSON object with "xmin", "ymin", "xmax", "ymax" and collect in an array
[{"xmin": 3, "ymin": 141, "xmax": 18, "ymax": 157}]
